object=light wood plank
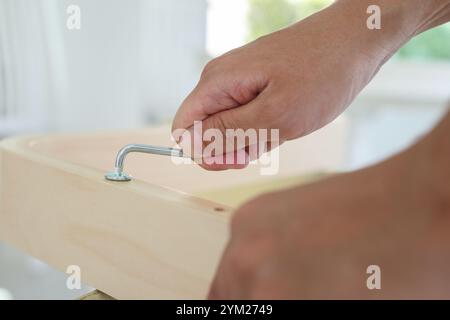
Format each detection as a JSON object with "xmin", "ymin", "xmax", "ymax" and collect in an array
[
  {"xmin": 0, "ymin": 121, "xmax": 346, "ymax": 299},
  {"xmin": 0, "ymin": 136, "xmax": 230, "ymax": 299}
]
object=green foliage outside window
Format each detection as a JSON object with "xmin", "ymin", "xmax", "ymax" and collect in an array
[{"xmin": 247, "ymin": 0, "xmax": 450, "ymax": 61}]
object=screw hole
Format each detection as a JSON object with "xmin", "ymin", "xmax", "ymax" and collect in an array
[{"xmin": 214, "ymin": 207, "xmax": 225, "ymax": 212}]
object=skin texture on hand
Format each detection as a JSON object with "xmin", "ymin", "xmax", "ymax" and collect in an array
[
  {"xmin": 173, "ymin": 2, "xmax": 380, "ymax": 169},
  {"xmin": 172, "ymin": 0, "xmax": 450, "ymax": 170},
  {"xmin": 208, "ymin": 111, "xmax": 450, "ymax": 299},
  {"xmin": 169, "ymin": 0, "xmax": 450, "ymax": 299}
]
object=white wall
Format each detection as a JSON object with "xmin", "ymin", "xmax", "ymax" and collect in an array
[
  {"xmin": 0, "ymin": 0, "xmax": 53, "ymax": 135},
  {"xmin": 139, "ymin": 0, "xmax": 208, "ymax": 123},
  {"xmin": 0, "ymin": 0, "xmax": 207, "ymax": 134},
  {"xmin": 0, "ymin": 0, "xmax": 208, "ymax": 299}
]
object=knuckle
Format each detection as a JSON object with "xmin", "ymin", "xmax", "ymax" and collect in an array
[{"xmin": 201, "ymin": 58, "xmax": 220, "ymax": 78}]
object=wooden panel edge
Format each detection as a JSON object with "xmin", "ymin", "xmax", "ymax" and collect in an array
[{"xmin": 0, "ymin": 138, "xmax": 231, "ymax": 299}]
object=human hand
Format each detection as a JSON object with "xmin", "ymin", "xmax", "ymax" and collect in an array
[
  {"xmin": 208, "ymin": 112, "xmax": 450, "ymax": 299},
  {"xmin": 172, "ymin": 0, "xmax": 448, "ymax": 170}
]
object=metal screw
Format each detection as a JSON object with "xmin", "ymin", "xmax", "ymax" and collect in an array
[{"xmin": 105, "ymin": 144, "xmax": 184, "ymax": 182}]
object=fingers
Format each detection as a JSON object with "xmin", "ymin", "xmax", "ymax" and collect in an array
[
  {"xmin": 172, "ymin": 61, "xmax": 264, "ymax": 133},
  {"xmin": 201, "ymin": 149, "xmax": 250, "ymax": 171},
  {"xmin": 173, "ymin": 89, "xmax": 280, "ymax": 170},
  {"xmin": 171, "ymin": 85, "xmax": 228, "ymax": 133},
  {"xmin": 172, "ymin": 56, "xmax": 277, "ymax": 170}
]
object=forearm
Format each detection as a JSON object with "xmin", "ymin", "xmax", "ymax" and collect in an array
[
  {"xmin": 283, "ymin": 0, "xmax": 450, "ymax": 85},
  {"xmin": 330, "ymin": 0, "xmax": 450, "ymax": 60}
]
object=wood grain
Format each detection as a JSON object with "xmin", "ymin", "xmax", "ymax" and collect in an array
[
  {"xmin": 0, "ymin": 121, "xmax": 346, "ymax": 299},
  {"xmin": 0, "ymin": 136, "xmax": 230, "ymax": 299}
]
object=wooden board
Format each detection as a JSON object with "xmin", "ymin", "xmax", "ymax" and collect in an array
[
  {"xmin": 0, "ymin": 121, "xmax": 347, "ymax": 299},
  {"xmin": 79, "ymin": 290, "xmax": 115, "ymax": 300}
]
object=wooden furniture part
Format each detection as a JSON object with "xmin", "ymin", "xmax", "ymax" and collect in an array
[
  {"xmin": 79, "ymin": 290, "xmax": 115, "ymax": 300},
  {"xmin": 0, "ymin": 119, "xmax": 347, "ymax": 299}
]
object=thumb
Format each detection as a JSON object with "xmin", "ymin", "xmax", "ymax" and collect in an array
[
  {"xmin": 177, "ymin": 97, "xmax": 277, "ymax": 171},
  {"xmin": 196, "ymin": 108, "xmax": 252, "ymax": 170},
  {"xmin": 175, "ymin": 110, "xmax": 251, "ymax": 171},
  {"xmin": 172, "ymin": 73, "xmax": 276, "ymax": 170}
]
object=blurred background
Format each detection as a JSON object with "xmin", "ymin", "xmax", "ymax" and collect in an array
[{"xmin": 0, "ymin": 0, "xmax": 449, "ymax": 299}]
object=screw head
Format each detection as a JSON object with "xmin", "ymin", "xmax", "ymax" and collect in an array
[{"xmin": 105, "ymin": 171, "xmax": 132, "ymax": 182}]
